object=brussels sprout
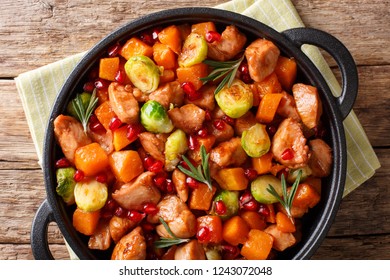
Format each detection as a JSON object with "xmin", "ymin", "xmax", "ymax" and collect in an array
[
  {"xmin": 178, "ymin": 32, "xmax": 208, "ymax": 67},
  {"xmin": 215, "ymin": 79, "xmax": 253, "ymax": 118},
  {"xmin": 204, "ymin": 246, "xmax": 222, "ymax": 260},
  {"xmin": 251, "ymin": 174, "xmax": 282, "ymax": 204},
  {"xmin": 213, "ymin": 190, "xmax": 239, "ymax": 221},
  {"xmin": 74, "ymin": 179, "xmax": 108, "ymax": 212},
  {"xmin": 241, "ymin": 123, "xmax": 271, "ymax": 157},
  {"xmin": 56, "ymin": 167, "xmax": 77, "ymax": 205},
  {"xmin": 287, "ymin": 166, "xmax": 312, "ymax": 184},
  {"xmin": 66, "ymin": 92, "xmax": 91, "ymax": 120},
  {"xmin": 140, "ymin": 100, "xmax": 174, "ymax": 133},
  {"xmin": 165, "ymin": 129, "xmax": 188, "ymax": 171},
  {"xmin": 124, "ymin": 55, "xmax": 160, "ymax": 93}
]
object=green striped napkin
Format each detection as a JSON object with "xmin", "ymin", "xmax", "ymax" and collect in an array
[{"xmin": 16, "ymin": 0, "xmax": 380, "ymax": 199}]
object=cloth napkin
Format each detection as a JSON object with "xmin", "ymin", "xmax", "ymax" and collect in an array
[{"xmin": 16, "ymin": 0, "xmax": 380, "ymax": 200}]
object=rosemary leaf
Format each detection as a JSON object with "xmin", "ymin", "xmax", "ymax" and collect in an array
[
  {"xmin": 154, "ymin": 218, "xmax": 190, "ymax": 249},
  {"xmin": 72, "ymin": 89, "xmax": 98, "ymax": 133}
]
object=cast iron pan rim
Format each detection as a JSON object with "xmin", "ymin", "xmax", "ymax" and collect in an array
[{"xmin": 43, "ymin": 7, "xmax": 346, "ymax": 260}]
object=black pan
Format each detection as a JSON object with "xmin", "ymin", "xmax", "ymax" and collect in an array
[{"xmin": 31, "ymin": 7, "xmax": 358, "ymax": 260}]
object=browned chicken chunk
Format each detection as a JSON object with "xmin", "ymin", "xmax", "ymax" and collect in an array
[
  {"xmin": 245, "ymin": 39, "xmax": 280, "ymax": 82},
  {"xmin": 168, "ymin": 104, "xmax": 205, "ymax": 135},
  {"xmin": 172, "ymin": 169, "xmax": 189, "ymax": 202},
  {"xmin": 264, "ymin": 225, "xmax": 296, "ymax": 251},
  {"xmin": 206, "ymin": 120, "xmax": 235, "ymax": 144},
  {"xmin": 149, "ymin": 81, "xmax": 185, "ymax": 109},
  {"xmin": 109, "ymin": 215, "xmax": 138, "ymax": 243},
  {"xmin": 276, "ymin": 91, "xmax": 301, "ymax": 122},
  {"xmin": 53, "ymin": 114, "xmax": 92, "ymax": 163},
  {"xmin": 308, "ymin": 138, "xmax": 332, "ymax": 177},
  {"xmin": 174, "ymin": 240, "xmax": 206, "ymax": 260},
  {"xmin": 234, "ymin": 111, "xmax": 257, "ymax": 136},
  {"xmin": 207, "ymin": 25, "xmax": 247, "ymax": 61},
  {"xmin": 184, "ymin": 85, "xmax": 216, "ymax": 111},
  {"xmin": 138, "ymin": 132, "xmax": 165, "ymax": 162},
  {"xmin": 88, "ymin": 220, "xmax": 111, "ymax": 250},
  {"xmin": 111, "ymin": 226, "xmax": 146, "ymax": 260},
  {"xmin": 112, "ymin": 171, "xmax": 161, "ymax": 211},
  {"xmin": 271, "ymin": 118, "xmax": 309, "ymax": 169},
  {"xmin": 210, "ymin": 137, "xmax": 248, "ymax": 168},
  {"xmin": 108, "ymin": 82, "xmax": 139, "ymax": 124},
  {"xmin": 88, "ymin": 129, "xmax": 114, "ymax": 154}
]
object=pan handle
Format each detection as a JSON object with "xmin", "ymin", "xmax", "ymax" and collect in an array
[
  {"xmin": 31, "ymin": 199, "xmax": 55, "ymax": 260},
  {"xmin": 282, "ymin": 27, "xmax": 358, "ymax": 120}
]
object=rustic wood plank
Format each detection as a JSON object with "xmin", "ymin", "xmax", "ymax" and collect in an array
[{"xmin": 0, "ymin": 244, "xmax": 70, "ymax": 260}]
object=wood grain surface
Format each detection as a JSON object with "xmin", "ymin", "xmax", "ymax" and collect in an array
[{"xmin": 0, "ymin": 0, "xmax": 389, "ymax": 260}]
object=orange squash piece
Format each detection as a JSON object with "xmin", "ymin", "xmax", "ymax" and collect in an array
[
  {"xmin": 241, "ymin": 229, "xmax": 274, "ymax": 260},
  {"xmin": 252, "ymin": 152, "xmax": 273, "ymax": 175},
  {"xmin": 276, "ymin": 212, "xmax": 296, "ymax": 233},
  {"xmin": 153, "ymin": 42, "xmax": 177, "ymax": 70},
  {"xmin": 292, "ymin": 183, "xmax": 321, "ymax": 209},
  {"xmin": 99, "ymin": 57, "xmax": 120, "ymax": 81},
  {"xmin": 256, "ymin": 93, "xmax": 284, "ymax": 123},
  {"xmin": 222, "ymin": 216, "xmax": 250, "ymax": 246},
  {"xmin": 108, "ymin": 150, "xmax": 144, "ymax": 183},
  {"xmin": 74, "ymin": 143, "xmax": 109, "ymax": 177},
  {"xmin": 160, "ymin": 69, "xmax": 176, "ymax": 83},
  {"xmin": 304, "ymin": 176, "xmax": 322, "ymax": 195},
  {"xmin": 189, "ymin": 183, "xmax": 217, "ymax": 211},
  {"xmin": 265, "ymin": 203, "xmax": 276, "ymax": 223},
  {"xmin": 215, "ymin": 168, "xmax": 248, "ymax": 191},
  {"xmin": 240, "ymin": 211, "xmax": 267, "ymax": 230},
  {"xmin": 73, "ymin": 208, "xmax": 101, "ymax": 236},
  {"xmin": 191, "ymin": 22, "xmax": 217, "ymax": 38},
  {"xmin": 158, "ymin": 25, "xmax": 182, "ymax": 54},
  {"xmin": 113, "ymin": 125, "xmax": 133, "ymax": 151},
  {"xmin": 197, "ymin": 215, "xmax": 223, "ymax": 244},
  {"xmin": 94, "ymin": 101, "xmax": 116, "ymax": 131},
  {"xmin": 176, "ymin": 63, "xmax": 209, "ymax": 90},
  {"xmin": 274, "ymin": 56, "xmax": 297, "ymax": 91},
  {"xmin": 119, "ymin": 37, "xmax": 153, "ymax": 60}
]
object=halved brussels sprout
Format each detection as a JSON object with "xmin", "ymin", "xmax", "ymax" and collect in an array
[
  {"xmin": 56, "ymin": 167, "xmax": 77, "ymax": 205},
  {"xmin": 178, "ymin": 32, "xmax": 208, "ymax": 67},
  {"xmin": 213, "ymin": 190, "xmax": 239, "ymax": 221},
  {"xmin": 241, "ymin": 123, "xmax": 271, "ymax": 157},
  {"xmin": 251, "ymin": 174, "xmax": 282, "ymax": 204},
  {"xmin": 215, "ymin": 79, "xmax": 253, "ymax": 118},
  {"xmin": 165, "ymin": 129, "xmax": 188, "ymax": 171},
  {"xmin": 287, "ymin": 166, "xmax": 312, "ymax": 184},
  {"xmin": 124, "ymin": 55, "xmax": 160, "ymax": 93},
  {"xmin": 66, "ymin": 92, "xmax": 91, "ymax": 120},
  {"xmin": 74, "ymin": 179, "xmax": 108, "ymax": 212},
  {"xmin": 140, "ymin": 100, "xmax": 174, "ymax": 133}
]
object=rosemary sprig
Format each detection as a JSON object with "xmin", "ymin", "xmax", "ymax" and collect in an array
[
  {"xmin": 72, "ymin": 89, "xmax": 99, "ymax": 133},
  {"xmin": 154, "ymin": 218, "xmax": 190, "ymax": 248},
  {"xmin": 200, "ymin": 54, "xmax": 245, "ymax": 95},
  {"xmin": 266, "ymin": 170, "xmax": 302, "ymax": 223},
  {"xmin": 177, "ymin": 145, "xmax": 213, "ymax": 191}
]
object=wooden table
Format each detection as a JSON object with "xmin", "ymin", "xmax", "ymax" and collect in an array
[{"xmin": 0, "ymin": 0, "xmax": 388, "ymax": 260}]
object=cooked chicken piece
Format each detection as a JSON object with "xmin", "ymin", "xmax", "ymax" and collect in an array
[
  {"xmin": 88, "ymin": 220, "xmax": 111, "ymax": 250},
  {"xmin": 276, "ymin": 91, "xmax": 301, "ymax": 122},
  {"xmin": 234, "ymin": 111, "xmax": 257, "ymax": 136},
  {"xmin": 149, "ymin": 81, "xmax": 185, "ymax": 109},
  {"xmin": 161, "ymin": 245, "xmax": 177, "ymax": 260},
  {"xmin": 152, "ymin": 195, "xmax": 197, "ymax": 239},
  {"xmin": 168, "ymin": 104, "xmax": 205, "ymax": 135},
  {"xmin": 188, "ymin": 135, "xmax": 216, "ymax": 163},
  {"xmin": 308, "ymin": 139, "xmax": 332, "ymax": 177},
  {"xmin": 172, "ymin": 169, "xmax": 189, "ymax": 202},
  {"xmin": 109, "ymin": 215, "xmax": 138, "ymax": 243},
  {"xmin": 112, "ymin": 172, "xmax": 161, "ymax": 211},
  {"xmin": 111, "ymin": 226, "xmax": 146, "ymax": 260},
  {"xmin": 292, "ymin": 83, "xmax": 323, "ymax": 129},
  {"xmin": 174, "ymin": 240, "xmax": 206, "ymax": 260},
  {"xmin": 132, "ymin": 87, "xmax": 149, "ymax": 103},
  {"xmin": 264, "ymin": 225, "xmax": 296, "ymax": 251},
  {"xmin": 87, "ymin": 129, "xmax": 114, "ymax": 154},
  {"xmin": 245, "ymin": 39, "xmax": 280, "ymax": 82},
  {"xmin": 108, "ymin": 82, "xmax": 139, "ymax": 124},
  {"xmin": 53, "ymin": 114, "xmax": 92, "ymax": 163},
  {"xmin": 184, "ymin": 85, "xmax": 216, "ymax": 111},
  {"xmin": 210, "ymin": 137, "xmax": 248, "ymax": 168},
  {"xmin": 211, "ymin": 106, "xmax": 226, "ymax": 119},
  {"xmin": 271, "ymin": 118, "xmax": 309, "ymax": 169},
  {"xmin": 138, "ymin": 132, "xmax": 165, "ymax": 162},
  {"xmin": 206, "ymin": 120, "xmax": 235, "ymax": 144},
  {"xmin": 207, "ymin": 25, "xmax": 247, "ymax": 61}
]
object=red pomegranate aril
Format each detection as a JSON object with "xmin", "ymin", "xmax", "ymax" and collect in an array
[
  {"xmin": 242, "ymin": 200, "xmax": 260, "ymax": 212},
  {"xmin": 95, "ymin": 172, "xmax": 107, "ymax": 183},
  {"xmin": 109, "ymin": 116, "xmax": 123, "ymax": 131},
  {"xmin": 267, "ymin": 125, "xmax": 277, "ymax": 136},
  {"xmin": 197, "ymin": 226, "xmax": 211, "ymax": 242},
  {"xmin": 188, "ymin": 135, "xmax": 199, "ymax": 151},
  {"xmin": 239, "ymin": 62, "xmax": 249, "ymax": 75},
  {"xmin": 241, "ymin": 73, "xmax": 252, "ymax": 84},
  {"xmin": 55, "ymin": 158, "xmax": 71, "ymax": 169},
  {"xmin": 205, "ymin": 31, "xmax": 222, "ymax": 43},
  {"xmin": 83, "ymin": 81, "xmax": 95, "ymax": 93},
  {"xmin": 222, "ymin": 115, "xmax": 234, "ymax": 126},
  {"xmin": 114, "ymin": 69, "xmax": 126, "ymax": 84},
  {"xmin": 140, "ymin": 32, "xmax": 155, "ymax": 46},
  {"xmin": 73, "ymin": 170, "xmax": 85, "ymax": 182},
  {"xmin": 143, "ymin": 202, "xmax": 159, "ymax": 215},
  {"xmin": 215, "ymin": 200, "xmax": 227, "ymax": 215},
  {"xmin": 281, "ymin": 148, "xmax": 294, "ymax": 160},
  {"xmin": 105, "ymin": 199, "xmax": 118, "ymax": 212},
  {"xmin": 143, "ymin": 155, "xmax": 155, "ymax": 170},
  {"xmin": 213, "ymin": 119, "xmax": 226, "ymax": 131},
  {"xmin": 204, "ymin": 110, "xmax": 212, "ymax": 121},
  {"xmin": 222, "ymin": 244, "xmax": 240, "ymax": 259},
  {"xmin": 244, "ymin": 168, "xmax": 258, "ymax": 181},
  {"xmin": 114, "ymin": 206, "xmax": 127, "ymax": 218},
  {"xmin": 128, "ymin": 210, "xmax": 145, "ymax": 222},
  {"xmin": 126, "ymin": 123, "xmax": 143, "ymax": 142},
  {"xmin": 107, "ymin": 43, "xmax": 121, "ymax": 57},
  {"xmin": 141, "ymin": 222, "xmax": 155, "ymax": 232},
  {"xmin": 94, "ymin": 78, "xmax": 110, "ymax": 90},
  {"xmin": 182, "ymin": 82, "xmax": 201, "ymax": 101},
  {"xmin": 186, "ymin": 177, "xmax": 199, "ymax": 189},
  {"xmin": 153, "ymin": 175, "xmax": 166, "ymax": 187},
  {"xmin": 148, "ymin": 160, "xmax": 164, "ymax": 173},
  {"xmin": 166, "ymin": 179, "xmax": 174, "ymax": 193},
  {"xmin": 89, "ymin": 120, "xmax": 105, "ymax": 133},
  {"xmin": 197, "ymin": 127, "xmax": 208, "ymax": 138},
  {"xmin": 258, "ymin": 204, "xmax": 270, "ymax": 216}
]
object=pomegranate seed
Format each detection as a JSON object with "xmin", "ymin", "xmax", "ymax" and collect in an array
[
  {"xmin": 179, "ymin": 159, "xmax": 190, "ymax": 170},
  {"xmin": 241, "ymin": 73, "xmax": 252, "ymax": 84},
  {"xmin": 141, "ymin": 222, "xmax": 155, "ymax": 232},
  {"xmin": 242, "ymin": 200, "xmax": 260, "ymax": 212},
  {"xmin": 143, "ymin": 155, "xmax": 155, "ymax": 170},
  {"xmin": 182, "ymin": 82, "xmax": 201, "ymax": 101},
  {"xmin": 126, "ymin": 123, "xmax": 143, "ymax": 142},
  {"xmin": 166, "ymin": 179, "xmax": 175, "ymax": 193},
  {"xmin": 188, "ymin": 135, "xmax": 199, "ymax": 151},
  {"xmin": 197, "ymin": 127, "xmax": 208, "ymax": 138},
  {"xmin": 148, "ymin": 160, "xmax": 164, "ymax": 173},
  {"xmin": 152, "ymin": 28, "xmax": 161, "ymax": 40},
  {"xmin": 109, "ymin": 116, "xmax": 123, "ymax": 131},
  {"xmin": 239, "ymin": 61, "xmax": 249, "ymax": 75},
  {"xmin": 267, "ymin": 125, "xmax": 277, "ymax": 136},
  {"xmin": 127, "ymin": 210, "xmax": 145, "ymax": 222},
  {"xmin": 89, "ymin": 120, "xmax": 105, "ymax": 133},
  {"xmin": 83, "ymin": 81, "xmax": 95, "ymax": 93},
  {"xmin": 140, "ymin": 33, "xmax": 155, "ymax": 46},
  {"xmin": 73, "ymin": 170, "xmax": 85, "ymax": 182},
  {"xmin": 204, "ymin": 110, "xmax": 212, "ymax": 121},
  {"xmin": 197, "ymin": 226, "xmax": 211, "ymax": 242},
  {"xmin": 143, "ymin": 202, "xmax": 159, "ymax": 215},
  {"xmin": 186, "ymin": 177, "xmax": 199, "ymax": 189},
  {"xmin": 281, "ymin": 148, "xmax": 294, "ymax": 160},
  {"xmin": 213, "ymin": 119, "xmax": 226, "ymax": 130},
  {"xmin": 105, "ymin": 199, "xmax": 118, "ymax": 212},
  {"xmin": 55, "ymin": 158, "xmax": 71, "ymax": 169},
  {"xmin": 244, "ymin": 168, "xmax": 258, "ymax": 181},
  {"xmin": 153, "ymin": 175, "xmax": 167, "ymax": 188},
  {"xmin": 95, "ymin": 172, "xmax": 107, "ymax": 183},
  {"xmin": 215, "ymin": 200, "xmax": 227, "ymax": 215},
  {"xmin": 114, "ymin": 69, "xmax": 126, "ymax": 84},
  {"xmin": 222, "ymin": 244, "xmax": 240, "ymax": 259},
  {"xmin": 205, "ymin": 31, "xmax": 222, "ymax": 43},
  {"xmin": 258, "ymin": 204, "xmax": 270, "ymax": 216},
  {"xmin": 222, "ymin": 115, "xmax": 234, "ymax": 126},
  {"xmin": 94, "ymin": 78, "xmax": 110, "ymax": 90},
  {"xmin": 107, "ymin": 43, "xmax": 121, "ymax": 57}
]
